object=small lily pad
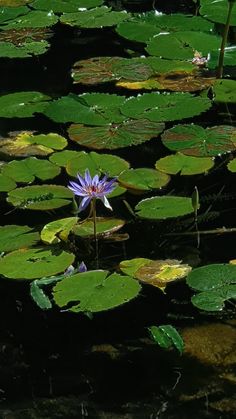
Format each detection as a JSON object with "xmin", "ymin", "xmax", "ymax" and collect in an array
[
  {"xmin": 0, "ymin": 91, "xmax": 51, "ymax": 118},
  {"xmin": 7, "ymin": 184, "xmax": 73, "ymax": 210},
  {"xmin": 0, "ymin": 247, "xmax": 75, "ymax": 280},
  {"xmin": 118, "ymin": 168, "xmax": 170, "ymax": 191},
  {"xmin": 1, "ymin": 157, "xmax": 61, "ymax": 183},
  {"xmin": 135, "ymin": 196, "xmax": 194, "ymax": 220},
  {"xmin": 155, "ymin": 152, "xmax": 214, "ymax": 175},
  {"xmin": 73, "ymin": 217, "xmax": 125, "ymax": 238},
  {"xmin": 41, "ymin": 217, "xmax": 78, "ymax": 244},
  {"xmin": 0, "ymin": 225, "xmax": 40, "ymax": 252}
]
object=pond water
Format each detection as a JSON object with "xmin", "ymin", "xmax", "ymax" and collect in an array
[{"xmin": 1, "ymin": 0, "xmax": 236, "ymax": 418}]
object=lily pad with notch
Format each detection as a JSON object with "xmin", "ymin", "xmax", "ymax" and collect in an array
[
  {"xmin": 0, "ymin": 91, "xmax": 51, "ymax": 118},
  {"xmin": 161, "ymin": 124, "xmax": 236, "ymax": 157},
  {"xmin": 155, "ymin": 152, "xmax": 214, "ymax": 175},
  {"xmin": 2, "ymin": 10, "xmax": 58, "ymax": 30},
  {"xmin": 0, "ymin": 225, "xmax": 40, "ymax": 252},
  {"xmin": 1, "ymin": 157, "xmax": 61, "ymax": 183},
  {"xmin": 0, "ymin": 6, "xmax": 29, "ymax": 25},
  {"xmin": 41, "ymin": 217, "xmax": 78, "ymax": 244},
  {"xmin": 118, "ymin": 168, "xmax": 170, "ymax": 192},
  {"xmin": 135, "ymin": 196, "xmax": 194, "ymax": 220}
]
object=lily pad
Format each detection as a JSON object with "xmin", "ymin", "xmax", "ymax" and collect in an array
[
  {"xmin": 49, "ymin": 150, "xmax": 80, "ymax": 167},
  {"xmin": 227, "ymin": 158, "xmax": 236, "ymax": 172},
  {"xmin": 7, "ymin": 184, "xmax": 73, "ymax": 210},
  {"xmin": 155, "ymin": 152, "xmax": 214, "ymax": 175},
  {"xmin": 73, "ymin": 217, "xmax": 125, "ymax": 238},
  {"xmin": 0, "ymin": 40, "xmax": 50, "ymax": 57},
  {"xmin": 161, "ymin": 124, "xmax": 236, "ymax": 157},
  {"xmin": 31, "ymin": 0, "xmax": 103, "ymax": 13},
  {"xmin": 43, "ymin": 93, "xmax": 126, "ymax": 125},
  {"xmin": 118, "ymin": 168, "xmax": 170, "ymax": 191},
  {"xmin": 120, "ymin": 92, "xmax": 212, "ymax": 122},
  {"xmin": 53, "ymin": 270, "xmax": 141, "ymax": 313},
  {"xmin": 0, "ymin": 174, "xmax": 16, "ymax": 191},
  {"xmin": 0, "ymin": 0, "xmax": 31, "ymax": 6},
  {"xmin": 0, "ymin": 91, "xmax": 51, "ymax": 118},
  {"xmin": 135, "ymin": 196, "xmax": 194, "ymax": 220},
  {"xmin": 66, "ymin": 151, "xmax": 130, "ymax": 177},
  {"xmin": 200, "ymin": 0, "xmax": 236, "ymax": 25},
  {"xmin": 2, "ymin": 10, "xmax": 58, "ymax": 30},
  {"xmin": 0, "ymin": 6, "xmax": 29, "ymax": 25},
  {"xmin": 0, "ymin": 247, "xmax": 75, "ymax": 280},
  {"xmin": 0, "ymin": 225, "xmax": 40, "ymax": 252},
  {"xmin": 1, "ymin": 157, "xmax": 61, "ymax": 183},
  {"xmin": 146, "ymin": 31, "xmax": 221, "ymax": 61},
  {"xmin": 60, "ymin": 6, "xmax": 130, "ymax": 29},
  {"xmin": 0, "ymin": 132, "xmax": 67, "ymax": 157},
  {"xmin": 41, "ymin": 217, "xmax": 78, "ymax": 244},
  {"xmin": 213, "ymin": 79, "xmax": 236, "ymax": 103},
  {"xmin": 67, "ymin": 119, "xmax": 165, "ymax": 150}
]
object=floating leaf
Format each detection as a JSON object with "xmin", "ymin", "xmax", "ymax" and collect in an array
[
  {"xmin": 1, "ymin": 157, "xmax": 61, "ymax": 183},
  {"xmin": 53, "ymin": 270, "xmax": 141, "ymax": 313},
  {"xmin": 0, "ymin": 92, "xmax": 51, "ymax": 118},
  {"xmin": 146, "ymin": 31, "xmax": 220, "ymax": 61},
  {"xmin": 0, "ymin": 174, "xmax": 16, "ymax": 191},
  {"xmin": 2, "ymin": 10, "xmax": 58, "ymax": 30},
  {"xmin": 0, "ymin": 1, "xmax": 30, "ymax": 6},
  {"xmin": 0, "ymin": 26, "xmax": 52, "ymax": 57},
  {"xmin": 7, "ymin": 185, "xmax": 73, "ymax": 210},
  {"xmin": 0, "ymin": 225, "xmax": 40, "ymax": 252},
  {"xmin": 31, "ymin": 0, "xmax": 103, "ymax": 13},
  {"xmin": 0, "ymin": 6, "xmax": 29, "ymax": 24},
  {"xmin": 118, "ymin": 168, "xmax": 170, "ymax": 191},
  {"xmin": 0, "ymin": 247, "xmax": 75, "ymax": 280},
  {"xmin": 73, "ymin": 217, "xmax": 125, "ymax": 238},
  {"xmin": 68, "ymin": 119, "xmax": 165, "ymax": 150},
  {"xmin": 0, "ymin": 132, "xmax": 67, "ymax": 157},
  {"xmin": 120, "ymin": 92, "xmax": 212, "ymax": 122},
  {"xmin": 0, "ymin": 40, "xmax": 50, "ymax": 57},
  {"xmin": 155, "ymin": 152, "xmax": 214, "ymax": 175},
  {"xmin": 49, "ymin": 150, "xmax": 79, "ymax": 167},
  {"xmin": 148, "ymin": 325, "xmax": 184, "ymax": 354},
  {"xmin": 41, "ymin": 217, "xmax": 78, "ymax": 244},
  {"xmin": 135, "ymin": 196, "xmax": 194, "ymax": 220},
  {"xmin": 213, "ymin": 79, "xmax": 236, "ymax": 103},
  {"xmin": 66, "ymin": 150, "xmax": 130, "ymax": 177},
  {"xmin": 60, "ymin": 6, "xmax": 130, "ymax": 29},
  {"xmin": 227, "ymin": 158, "xmax": 236, "ymax": 172},
  {"xmin": 200, "ymin": 0, "xmax": 236, "ymax": 25},
  {"xmin": 43, "ymin": 93, "xmax": 126, "ymax": 125},
  {"xmin": 30, "ymin": 279, "xmax": 53, "ymax": 310},
  {"xmin": 161, "ymin": 124, "xmax": 236, "ymax": 157}
]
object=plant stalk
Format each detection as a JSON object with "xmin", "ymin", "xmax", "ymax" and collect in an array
[
  {"xmin": 217, "ymin": 0, "xmax": 235, "ymax": 78},
  {"xmin": 92, "ymin": 198, "xmax": 99, "ymax": 268}
]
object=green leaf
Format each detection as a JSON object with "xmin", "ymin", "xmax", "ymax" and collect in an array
[
  {"xmin": 148, "ymin": 325, "xmax": 184, "ymax": 354},
  {"xmin": 66, "ymin": 150, "xmax": 130, "ymax": 177},
  {"xmin": 31, "ymin": 0, "xmax": 103, "ymax": 13},
  {"xmin": 41, "ymin": 217, "xmax": 78, "ymax": 244},
  {"xmin": 0, "ymin": 92, "xmax": 51, "ymax": 118},
  {"xmin": 191, "ymin": 291, "xmax": 226, "ymax": 311},
  {"xmin": 0, "ymin": 225, "xmax": 40, "ymax": 252},
  {"xmin": 227, "ymin": 158, "xmax": 236, "ymax": 172},
  {"xmin": 2, "ymin": 10, "xmax": 58, "ymax": 30},
  {"xmin": 68, "ymin": 119, "xmax": 165, "ymax": 150},
  {"xmin": 0, "ymin": 174, "xmax": 16, "ymax": 192},
  {"xmin": 118, "ymin": 168, "xmax": 170, "ymax": 191},
  {"xmin": 119, "ymin": 258, "xmax": 151, "ymax": 277},
  {"xmin": 161, "ymin": 124, "xmax": 236, "ymax": 157},
  {"xmin": 146, "ymin": 31, "xmax": 220, "ymax": 60},
  {"xmin": 0, "ymin": 6, "xmax": 29, "ymax": 25},
  {"xmin": 0, "ymin": 247, "xmax": 75, "ymax": 280},
  {"xmin": 73, "ymin": 217, "xmax": 125, "ymax": 238},
  {"xmin": 120, "ymin": 92, "xmax": 212, "ymax": 122},
  {"xmin": 1, "ymin": 157, "xmax": 61, "ymax": 183},
  {"xmin": 7, "ymin": 184, "xmax": 73, "ymax": 210},
  {"xmin": 213, "ymin": 79, "xmax": 236, "ymax": 103},
  {"xmin": 135, "ymin": 196, "xmax": 194, "ymax": 220},
  {"xmin": 0, "ymin": 132, "xmax": 67, "ymax": 157},
  {"xmin": 155, "ymin": 152, "xmax": 214, "ymax": 175},
  {"xmin": 0, "ymin": 40, "xmax": 50, "ymax": 58},
  {"xmin": 186, "ymin": 263, "xmax": 236, "ymax": 291},
  {"xmin": 200, "ymin": 0, "xmax": 236, "ymax": 25},
  {"xmin": 53, "ymin": 270, "xmax": 141, "ymax": 313},
  {"xmin": 49, "ymin": 150, "xmax": 79, "ymax": 167},
  {"xmin": 60, "ymin": 6, "xmax": 131, "ymax": 29},
  {"xmin": 30, "ymin": 280, "xmax": 53, "ymax": 309}
]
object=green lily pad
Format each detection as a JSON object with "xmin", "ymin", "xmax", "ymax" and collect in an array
[
  {"xmin": 120, "ymin": 93, "xmax": 212, "ymax": 122},
  {"xmin": 0, "ymin": 225, "xmax": 40, "ymax": 252},
  {"xmin": 227, "ymin": 158, "xmax": 236, "ymax": 172},
  {"xmin": 0, "ymin": 174, "xmax": 16, "ymax": 191},
  {"xmin": 1, "ymin": 157, "xmax": 61, "ymax": 183},
  {"xmin": 60, "ymin": 6, "xmax": 131, "ymax": 29},
  {"xmin": 67, "ymin": 119, "xmax": 165, "ymax": 150},
  {"xmin": 118, "ymin": 168, "xmax": 170, "ymax": 191},
  {"xmin": 0, "ymin": 132, "xmax": 67, "ymax": 157},
  {"xmin": 73, "ymin": 217, "xmax": 125, "ymax": 238},
  {"xmin": 135, "ymin": 196, "xmax": 194, "ymax": 220},
  {"xmin": 161, "ymin": 124, "xmax": 236, "ymax": 157},
  {"xmin": 0, "ymin": 247, "xmax": 75, "ymax": 280},
  {"xmin": 43, "ymin": 93, "xmax": 126, "ymax": 125},
  {"xmin": 213, "ymin": 79, "xmax": 236, "ymax": 103},
  {"xmin": 0, "ymin": 6, "xmax": 29, "ymax": 25},
  {"xmin": 66, "ymin": 151, "xmax": 130, "ymax": 177},
  {"xmin": 148, "ymin": 325, "xmax": 184, "ymax": 354},
  {"xmin": 0, "ymin": 40, "xmax": 50, "ymax": 57},
  {"xmin": 41, "ymin": 217, "xmax": 78, "ymax": 244},
  {"xmin": 116, "ymin": 12, "xmax": 214, "ymax": 43},
  {"xmin": 0, "ymin": 0, "xmax": 30, "ymax": 6},
  {"xmin": 0, "ymin": 92, "xmax": 51, "ymax": 118},
  {"xmin": 49, "ymin": 150, "xmax": 80, "ymax": 167},
  {"xmin": 119, "ymin": 258, "xmax": 151, "ymax": 277},
  {"xmin": 7, "ymin": 184, "xmax": 73, "ymax": 210},
  {"xmin": 53, "ymin": 270, "xmax": 141, "ymax": 313},
  {"xmin": 155, "ymin": 152, "xmax": 214, "ymax": 175},
  {"xmin": 2, "ymin": 10, "xmax": 58, "ymax": 30},
  {"xmin": 31, "ymin": 0, "xmax": 103, "ymax": 13},
  {"xmin": 200, "ymin": 0, "xmax": 236, "ymax": 25},
  {"xmin": 146, "ymin": 31, "xmax": 220, "ymax": 61},
  {"xmin": 191, "ymin": 290, "xmax": 227, "ymax": 311}
]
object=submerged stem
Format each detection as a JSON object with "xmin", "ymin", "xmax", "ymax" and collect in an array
[
  {"xmin": 92, "ymin": 198, "xmax": 99, "ymax": 269},
  {"xmin": 217, "ymin": 0, "xmax": 235, "ymax": 78}
]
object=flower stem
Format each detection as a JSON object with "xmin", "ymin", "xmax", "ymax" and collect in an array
[
  {"xmin": 92, "ymin": 198, "xmax": 99, "ymax": 269},
  {"xmin": 217, "ymin": 0, "xmax": 235, "ymax": 78}
]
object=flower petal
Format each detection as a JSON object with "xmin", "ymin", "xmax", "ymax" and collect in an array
[
  {"xmin": 84, "ymin": 169, "xmax": 92, "ymax": 185},
  {"xmin": 79, "ymin": 196, "xmax": 91, "ymax": 212},
  {"xmin": 100, "ymin": 195, "xmax": 113, "ymax": 211}
]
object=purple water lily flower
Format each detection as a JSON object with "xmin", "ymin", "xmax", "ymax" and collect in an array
[{"xmin": 68, "ymin": 169, "xmax": 117, "ymax": 212}]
